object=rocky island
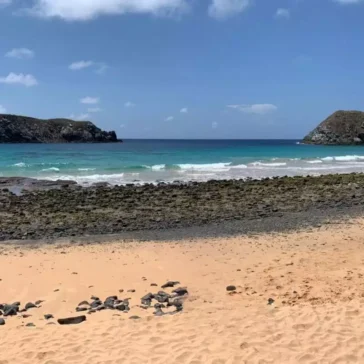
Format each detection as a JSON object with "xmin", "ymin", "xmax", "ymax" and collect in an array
[
  {"xmin": 303, "ymin": 110, "xmax": 364, "ymax": 145},
  {"xmin": 0, "ymin": 114, "xmax": 119, "ymax": 143}
]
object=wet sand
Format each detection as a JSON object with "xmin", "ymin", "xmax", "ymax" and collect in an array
[{"xmin": 2, "ymin": 219, "xmax": 364, "ymax": 363}]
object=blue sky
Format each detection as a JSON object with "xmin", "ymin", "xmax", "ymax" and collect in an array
[{"xmin": 0, "ymin": 0, "xmax": 364, "ymax": 139}]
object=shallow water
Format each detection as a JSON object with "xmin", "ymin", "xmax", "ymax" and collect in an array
[{"xmin": 1, "ymin": 139, "xmax": 364, "ymax": 185}]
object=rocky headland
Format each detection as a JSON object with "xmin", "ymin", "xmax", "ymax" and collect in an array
[
  {"xmin": 303, "ymin": 110, "xmax": 364, "ymax": 145},
  {"xmin": 0, "ymin": 114, "xmax": 119, "ymax": 143}
]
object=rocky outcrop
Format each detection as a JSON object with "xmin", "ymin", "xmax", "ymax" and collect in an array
[
  {"xmin": 303, "ymin": 110, "xmax": 364, "ymax": 145},
  {"xmin": 0, "ymin": 114, "xmax": 119, "ymax": 143}
]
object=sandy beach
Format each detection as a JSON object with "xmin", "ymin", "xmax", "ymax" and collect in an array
[{"xmin": 2, "ymin": 218, "xmax": 364, "ymax": 363}]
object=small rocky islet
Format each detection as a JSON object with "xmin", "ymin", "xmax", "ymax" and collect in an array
[{"xmin": 303, "ymin": 110, "xmax": 364, "ymax": 145}]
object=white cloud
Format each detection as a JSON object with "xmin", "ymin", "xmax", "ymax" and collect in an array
[
  {"xmin": 125, "ymin": 101, "xmax": 136, "ymax": 108},
  {"xmin": 275, "ymin": 8, "xmax": 290, "ymax": 19},
  {"xmin": 212, "ymin": 122, "xmax": 218, "ymax": 129},
  {"xmin": 5, "ymin": 48, "xmax": 35, "ymax": 59},
  {"xmin": 69, "ymin": 113, "xmax": 90, "ymax": 121},
  {"xmin": 0, "ymin": 73, "xmax": 38, "ymax": 87},
  {"xmin": 165, "ymin": 116, "xmax": 174, "ymax": 121},
  {"xmin": 227, "ymin": 104, "xmax": 277, "ymax": 114},
  {"xmin": 69, "ymin": 60, "xmax": 94, "ymax": 70},
  {"xmin": 80, "ymin": 96, "xmax": 99, "ymax": 104},
  {"xmin": 88, "ymin": 107, "xmax": 102, "ymax": 113},
  {"xmin": 26, "ymin": 0, "xmax": 189, "ymax": 21},
  {"xmin": 208, "ymin": 0, "xmax": 250, "ymax": 19},
  {"xmin": 0, "ymin": 105, "xmax": 6, "ymax": 113},
  {"xmin": 180, "ymin": 107, "xmax": 188, "ymax": 113}
]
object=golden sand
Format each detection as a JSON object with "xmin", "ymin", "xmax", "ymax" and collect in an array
[{"xmin": 2, "ymin": 219, "xmax": 364, "ymax": 363}]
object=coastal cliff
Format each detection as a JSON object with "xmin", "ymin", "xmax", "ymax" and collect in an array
[
  {"xmin": 0, "ymin": 114, "xmax": 118, "ymax": 143},
  {"xmin": 303, "ymin": 110, "xmax": 364, "ymax": 145}
]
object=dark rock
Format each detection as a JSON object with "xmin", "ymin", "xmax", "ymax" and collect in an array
[
  {"xmin": 96, "ymin": 304, "xmax": 106, "ymax": 311},
  {"xmin": 226, "ymin": 285, "xmax": 237, "ymax": 292},
  {"xmin": 150, "ymin": 283, "xmax": 158, "ymax": 287},
  {"xmin": 25, "ymin": 302, "xmax": 37, "ymax": 310},
  {"xmin": 0, "ymin": 114, "xmax": 119, "ymax": 144},
  {"xmin": 76, "ymin": 306, "xmax": 88, "ymax": 312},
  {"xmin": 104, "ymin": 296, "xmax": 118, "ymax": 308},
  {"xmin": 127, "ymin": 289, "xmax": 136, "ymax": 293},
  {"xmin": 154, "ymin": 303, "xmax": 166, "ymax": 309},
  {"xmin": 25, "ymin": 323, "xmax": 35, "ymax": 327},
  {"xmin": 172, "ymin": 287, "xmax": 188, "ymax": 296},
  {"xmin": 174, "ymin": 301, "xmax": 183, "ymax": 312},
  {"xmin": 12, "ymin": 302, "xmax": 21, "ymax": 307},
  {"xmin": 129, "ymin": 316, "xmax": 141, "ymax": 320},
  {"xmin": 58, "ymin": 316, "xmax": 87, "ymax": 325},
  {"xmin": 0, "ymin": 318, "xmax": 5, "ymax": 325},
  {"xmin": 161, "ymin": 281, "xmax": 180, "ymax": 289},
  {"xmin": 46, "ymin": 322, "xmax": 56, "ymax": 325},
  {"xmin": 303, "ymin": 110, "xmax": 364, "ymax": 145},
  {"xmin": 3, "ymin": 304, "xmax": 18, "ymax": 316},
  {"xmin": 141, "ymin": 293, "xmax": 154, "ymax": 306},
  {"xmin": 90, "ymin": 300, "xmax": 102, "ymax": 308},
  {"xmin": 105, "ymin": 296, "xmax": 118, "ymax": 302},
  {"xmin": 44, "ymin": 314, "xmax": 54, "ymax": 320},
  {"xmin": 154, "ymin": 291, "xmax": 171, "ymax": 303},
  {"xmin": 35, "ymin": 300, "xmax": 44, "ymax": 305},
  {"xmin": 268, "ymin": 298, "xmax": 275, "ymax": 305},
  {"xmin": 153, "ymin": 307, "xmax": 165, "ymax": 317},
  {"xmin": 78, "ymin": 301, "xmax": 89, "ymax": 306},
  {"xmin": 114, "ymin": 303, "xmax": 126, "ymax": 311},
  {"xmin": 90, "ymin": 296, "xmax": 99, "ymax": 301}
]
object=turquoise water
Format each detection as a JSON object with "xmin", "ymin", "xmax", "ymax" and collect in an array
[{"xmin": 1, "ymin": 140, "xmax": 364, "ymax": 185}]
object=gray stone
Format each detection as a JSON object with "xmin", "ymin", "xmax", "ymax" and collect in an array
[
  {"xmin": 0, "ymin": 318, "xmax": 5, "ymax": 325},
  {"xmin": 226, "ymin": 285, "xmax": 236, "ymax": 292},
  {"xmin": 161, "ymin": 281, "xmax": 180, "ymax": 289},
  {"xmin": 25, "ymin": 302, "xmax": 37, "ymax": 310},
  {"xmin": 3, "ymin": 304, "xmax": 18, "ymax": 316},
  {"xmin": 172, "ymin": 287, "xmax": 188, "ymax": 296},
  {"xmin": 44, "ymin": 314, "xmax": 54, "ymax": 320}
]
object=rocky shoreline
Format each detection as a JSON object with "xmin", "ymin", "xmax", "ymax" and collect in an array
[{"xmin": 1, "ymin": 173, "xmax": 364, "ymax": 242}]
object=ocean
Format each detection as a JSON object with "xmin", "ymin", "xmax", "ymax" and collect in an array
[{"xmin": 1, "ymin": 139, "xmax": 364, "ymax": 185}]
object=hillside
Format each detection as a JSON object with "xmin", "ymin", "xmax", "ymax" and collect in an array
[
  {"xmin": 303, "ymin": 110, "xmax": 364, "ymax": 145},
  {"xmin": 0, "ymin": 114, "xmax": 118, "ymax": 143}
]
